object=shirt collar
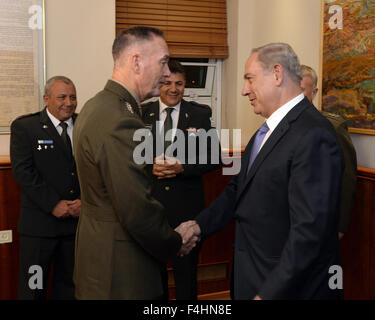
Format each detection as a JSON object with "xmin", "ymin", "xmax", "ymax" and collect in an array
[
  {"xmin": 265, "ymin": 93, "xmax": 304, "ymax": 132},
  {"xmin": 46, "ymin": 108, "xmax": 73, "ymax": 128},
  {"xmin": 159, "ymin": 98, "xmax": 181, "ymax": 114},
  {"xmin": 111, "ymin": 78, "xmax": 141, "ymax": 106}
]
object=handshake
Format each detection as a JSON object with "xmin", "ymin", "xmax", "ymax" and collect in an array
[{"xmin": 175, "ymin": 220, "xmax": 201, "ymax": 257}]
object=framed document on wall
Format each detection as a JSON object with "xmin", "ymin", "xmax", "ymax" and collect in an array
[{"xmin": 0, "ymin": 0, "xmax": 45, "ymax": 133}]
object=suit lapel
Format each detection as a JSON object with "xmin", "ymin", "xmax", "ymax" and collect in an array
[
  {"xmin": 177, "ymin": 100, "xmax": 190, "ymax": 132},
  {"xmin": 236, "ymin": 99, "xmax": 309, "ymax": 203},
  {"xmin": 143, "ymin": 102, "xmax": 162, "ymax": 157}
]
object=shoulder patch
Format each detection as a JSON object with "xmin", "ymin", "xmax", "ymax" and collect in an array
[
  {"xmin": 15, "ymin": 111, "xmax": 40, "ymax": 121},
  {"xmin": 141, "ymin": 101, "xmax": 155, "ymax": 108},
  {"xmin": 189, "ymin": 101, "xmax": 210, "ymax": 109}
]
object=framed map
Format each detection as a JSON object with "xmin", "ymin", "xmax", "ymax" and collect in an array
[
  {"xmin": 0, "ymin": 0, "xmax": 45, "ymax": 133},
  {"xmin": 322, "ymin": 0, "xmax": 375, "ymax": 135}
]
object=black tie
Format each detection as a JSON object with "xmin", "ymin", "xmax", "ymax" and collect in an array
[
  {"xmin": 59, "ymin": 122, "xmax": 73, "ymax": 156},
  {"xmin": 163, "ymin": 107, "xmax": 174, "ymax": 154}
]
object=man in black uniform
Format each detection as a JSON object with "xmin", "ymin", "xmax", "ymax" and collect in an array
[
  {"xmin": 142, "ymin": 60, "xmax": 221, "ymax": 299},
  {"xmin": 10, "ymin": 76, "xmax": 80, "ymax": 299}
]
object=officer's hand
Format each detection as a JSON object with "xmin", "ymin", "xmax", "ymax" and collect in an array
[{"xmin": 52, "ymin": 200, "xmax": 71, "ymax": 218}]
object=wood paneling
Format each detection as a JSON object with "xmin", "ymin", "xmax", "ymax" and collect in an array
[
  {"xmin": 340, "ymin": 167, "xmax": 375, "ymax": 299},
  {"xmin": 0, "ymin": 158, "xmax": 20, "ymax": 300},
  {"xmin": 1, "ymin": 155, "xmax": 375, "ymax": 300}
]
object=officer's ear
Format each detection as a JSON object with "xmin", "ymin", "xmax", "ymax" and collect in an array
[
  {"xmin": 312, "ymin": 86, "xmax": 318, "ymax": 100},
  {"xmin": 43, "ymin": 94, "xmax": 49, "ymax": 107},
  {"xmin": 132, "ymin": 54, "xmax": 141, "ymax": 74}
]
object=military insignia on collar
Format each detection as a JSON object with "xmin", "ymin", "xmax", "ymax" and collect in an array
[{"xmin": 125, "ymin": 102, "xmax": 134, "ymax": 114}]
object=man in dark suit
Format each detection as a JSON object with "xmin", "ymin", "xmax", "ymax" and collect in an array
[
  {"xmin": 73, "ymin": 27, "xmax": 194, "ymax": 300},
  {"xmin": 300, "ymin": 64, "xmax": 357, "ymax": 239},
  {"xmin": 180, "ymin": 43, "xmax": 344, "ymax": 299},
  {"xmin": 142, "ymin": 60, "xmax": 221, "ymax": 300},
  {"xmin": 10, "ymin": 76, "xmax": 80, "ymax": 299}
]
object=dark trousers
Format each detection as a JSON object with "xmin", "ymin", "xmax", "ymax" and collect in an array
[
  {"xmin": 161, "ymin": 244, "xmax": 200, "ymax": 300},
  {"xmin": 18, "ymin": 234, "xmax": 75, "ymax": 300}
]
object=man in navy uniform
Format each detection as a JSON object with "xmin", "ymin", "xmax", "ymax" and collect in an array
[
  {"xmin": 142, "ymin": 59, "xmax": 221, "ymax": 299},
  {"xmin": 10, "ymin": 76, "xmax": 80, "ymax": 299}
]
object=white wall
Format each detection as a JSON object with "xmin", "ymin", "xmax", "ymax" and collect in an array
[
  {"xmin": 223, "ymin": 0, "xmax": 374, "ymax": 169},
  {"xmin": 1, "ymin": 0, "xmax": 374, "ymax": 169},
  {"xmin": 223, "ymin": 0, "xmax": 321, "ymax": 145},
  {"xmin": 0, "ymin": 0, "xmax": 115, "ymax": 155}
]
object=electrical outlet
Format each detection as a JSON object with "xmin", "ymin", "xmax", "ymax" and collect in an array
[{"xmin": 0, "ymin": 230, "xmax": 12, "ymax": 244}]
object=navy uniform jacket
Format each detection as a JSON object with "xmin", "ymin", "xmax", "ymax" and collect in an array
[
  {"xmin": 10, "ymin": 108, "xmax": 79, "ymax": 237},
  {"xmin": 196, "ymin": 97, "xmax": 344, "ymax": 299},
  {"xmin": 142, "ymin": 99, "xmax": 221, "ymax": 228}
]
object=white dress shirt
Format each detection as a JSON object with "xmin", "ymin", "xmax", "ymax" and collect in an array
[
  {"xmin": 158, "ymin": 98, "xmax": 181, "ymax": 140},
  {"xmin": 260, "ymin": 93, "xmax": 305, "ymax": 150},
  {"xmin": 46, "ymin": 108, "xmax": 74, "ymax": 153}
]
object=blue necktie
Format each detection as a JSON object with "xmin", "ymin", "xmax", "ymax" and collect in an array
[{"xmin": 247, "ymin": 122, "xmax": 269, "ymax": 174}]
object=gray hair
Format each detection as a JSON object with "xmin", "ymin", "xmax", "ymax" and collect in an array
[
  {"xmin": 301, "ymin": 64, "xmax": 318, "ymax": 87},
  {"xmin": 252, "ymin": 43, "xmax": 303, "ymax": 85},
  {"xmin": 112, "ymin": 26, "xmax": 164, "ymax": 62},
  {"xmin": 44, "ymin": 76, "xmax": 74, "ymax": 96}
]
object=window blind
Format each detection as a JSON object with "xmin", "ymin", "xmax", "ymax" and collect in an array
[{"xmin": 116, "ymin": 0, "xmax": 228, "ymax": 58}]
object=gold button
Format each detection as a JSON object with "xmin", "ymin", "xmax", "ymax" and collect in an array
[
  {"xmin": 69, "ymin": 189, "xmax": 75, "ymax": 194},
  {"xmin": 165, "ymin": 186, "xmax": 170, "ymax": 191},
  {"xmin": 71, "ymin": 172, "xmax": 75, "ymax": 176}
]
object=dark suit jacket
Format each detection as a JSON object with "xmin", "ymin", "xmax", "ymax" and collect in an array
[
  {"xmin": 196, "ymin": 97, "xmax": 344, "ymax": 300},
  {"xmin": 322, "ymin": 111, "xmax": 357, "ymax": 233},
  {"xmin": 73, "ymin": 80, "xmax": 181, "ymax": 299},
  {"xmin": 142, "ymin": 99, "xmax": 221, "ymax": 228},
  {"xmin": 10, "ymin": 108, "xmax": 79, "ymax": 237}
]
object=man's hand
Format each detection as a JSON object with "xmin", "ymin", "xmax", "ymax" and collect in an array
[
  {"xmin": 175, "ymin": 220, "xmax": 201, "ymax": 256},
  {"xmin": 152, "ymin": 155, "xmax": 183, "ymax": 179},
  {"xmin": 68, "ymin": 199, "xmax": 81, "ymax": 217},
  {"xmin": 52, "ymin": 200, "xmax": 71, "ymax": 218}
]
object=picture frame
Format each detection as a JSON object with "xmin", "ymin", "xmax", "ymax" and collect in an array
[
  {"xmin": 320, "ymin": 0, "xmax": 375, "ymax": 135},
  {"xmin": 0, "ymin": 0, "xmax": 45, "ymax": 134}
]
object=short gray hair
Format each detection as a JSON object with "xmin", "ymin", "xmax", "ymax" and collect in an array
[
  {"xmin": 301, "ymin": 64, "xmax": 318, "ymax": 87},
  {"xmin": 252, "ymin": 43, "xmax": 302, "ymax": 85},
  {"xmin": 112, "ymin": 26, "xmax": 164, "ymax": 62},
  {"xmin": 44, "ymin": 76, "xmax": 74, "ymax": 96}
]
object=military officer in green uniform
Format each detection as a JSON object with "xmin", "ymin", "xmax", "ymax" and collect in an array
[
  {"xmin": 301, "ymin": 64, "xmax": 357, "ymax": 239},
  {"xmin": 73, "ymin": 26, "xmax": 198, "ymax": 300}
]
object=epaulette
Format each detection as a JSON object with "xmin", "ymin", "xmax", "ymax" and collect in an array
[
  {"xmin": 14, "ymin": 111, "xmax": 40, "ymax": 121},
  {"xmin": 189, "ymin": 101, "xmax": 210, "ymax": 109},
  {"xmin": 326, "ymin": 112, "xmax": 342, "ymax": 119},
  {"xmin": 140, "ymin": 100, "xmax": 155, "ymax": 108}
]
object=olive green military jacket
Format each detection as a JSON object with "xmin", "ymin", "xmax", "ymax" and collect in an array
[
  {"xmin": 73, "ymin": 80, "xmax": 182, "ymax": 299},
  {"xmin": 322, "ymin": 111, "xmax": 357, "ymax": 233}
]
